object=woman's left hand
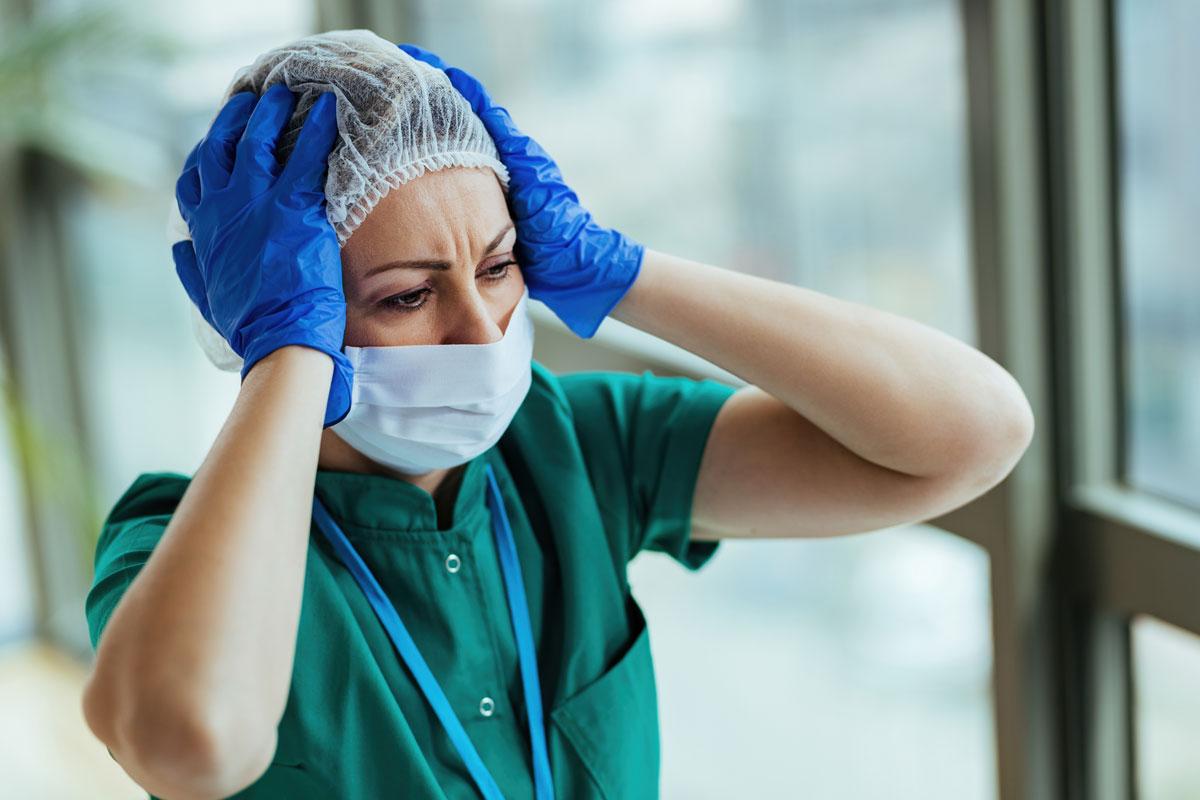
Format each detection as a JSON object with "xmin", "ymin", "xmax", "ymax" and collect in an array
[{"xmin": 398, "ymin": 43, "xmax": 644, "ymax": 340}]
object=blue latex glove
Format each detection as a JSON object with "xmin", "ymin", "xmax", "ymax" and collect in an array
[
  {"xmin": 398, "ymin": 43, "xmax": 645, "ymax": 340},
  {"xmin": 173, "ymin": 84, "xmax": 353, "ymax": 427}
]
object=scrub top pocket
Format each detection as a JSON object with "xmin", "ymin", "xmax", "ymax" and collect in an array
[{"xmin": 550, "ymin": 596, "xmax": 660, "ymax": 800}]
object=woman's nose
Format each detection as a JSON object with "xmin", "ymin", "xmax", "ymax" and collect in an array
[{"xmin": 440, "ymin": 292, "xmax": 506, "ymax": 346}]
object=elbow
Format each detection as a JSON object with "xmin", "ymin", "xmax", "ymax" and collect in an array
[
  {"xmin": 996, "ymin": 393, "xmax": 1036, "ymax": 469},
  {"xmin": 128, "ymin": 703, "xmax": 277, "ymax": 799},
  {"xmin": 82, "ymin": 671, "xmax": 276, "ymax": 799},
  {"xmin": 968, "ymin": 401, "xmax": 1036, "ymax": 491}
]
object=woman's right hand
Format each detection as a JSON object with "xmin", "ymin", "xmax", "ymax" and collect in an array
[{"xmin": 173, "ymin": 84, "xmax": 353, "ymax": 427}]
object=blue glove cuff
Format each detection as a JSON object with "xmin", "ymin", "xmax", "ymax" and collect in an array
[
  {"xmin": 523, "ymin": 225, "xmax": 645, "ymax": 340},
  {"xmin": 239, "ymin": 343, "xmax": 354, "ymax": 428},
  {"xmin": 323, "ymin": 351, "xmax": 354, "ymax": 427}
]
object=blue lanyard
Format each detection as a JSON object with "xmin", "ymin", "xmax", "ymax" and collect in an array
[{"xmin": 311, "ymin": 463, "xmax": 555, "ymax": 800}]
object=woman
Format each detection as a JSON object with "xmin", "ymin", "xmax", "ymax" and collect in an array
[{"xmin": 80, "ymin": 30, "xmax": 1034, "ymax": 800}]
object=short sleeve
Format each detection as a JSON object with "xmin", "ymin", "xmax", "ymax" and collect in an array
[
  {"xmin": 86, "ymin": 473, "xmax": 191, "ymax": 651},
  {"xmin": 558, "ymin": 369, "xmax": 736, "ymax": 571}
]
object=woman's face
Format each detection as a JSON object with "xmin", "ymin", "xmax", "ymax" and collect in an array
[{"xmin": 339, "ymin": 166, "xmax": 525, "ymax": 347}]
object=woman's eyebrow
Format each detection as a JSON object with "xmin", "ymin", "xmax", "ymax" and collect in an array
[{"xmin": 362, "ymin": 223, "xmax": 515, "ymax": 278}]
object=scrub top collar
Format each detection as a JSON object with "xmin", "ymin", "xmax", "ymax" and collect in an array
[{"xmin": 313, "ymin": 449, "xmax": 492, "ymax": 535}]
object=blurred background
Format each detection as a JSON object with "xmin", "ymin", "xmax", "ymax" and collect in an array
[{"xmin": 0, "ymin": 0, "xmax": 1197, "ymax": 798}]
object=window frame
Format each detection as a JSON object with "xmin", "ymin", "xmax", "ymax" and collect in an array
[
  {"xmin": 962, "ymin": 1, "xmax": 1200, "ymax": 797},
  {"xmin": 1050, "ymin": 0, "xmax": 1200, "ymax": 797}
]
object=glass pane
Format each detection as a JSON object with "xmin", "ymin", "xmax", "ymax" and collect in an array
[
  {"xmin": 631, "ymin": 527, "xmax": 994, "ymax": 799},
  {"xmin": 1115, "ymin": 0, "xmax": 1200, "ymax": 507},
  {"xmin": 1133, "ymin": 615, "xmax": 1200, "ymax": 799},
  {"xmin": 55, "ymin": 3, "xmax": 315, "ymax": 506},
  {"xmin": 416, "ymin": 0, "xmax": 976, "ymax": 345},
  {"xmin": 0, "ymin": 343, "xmax": 35, "ymax": 642}
]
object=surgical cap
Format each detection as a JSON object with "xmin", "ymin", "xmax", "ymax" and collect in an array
[{"xmin": 167, "ymin": 28, "xmax": 511, "ymax": 373}]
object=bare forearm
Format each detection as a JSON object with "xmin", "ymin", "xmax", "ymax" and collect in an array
[
  {"xmin": 83, "ymin": 345, "xmax": 331, "ymax": 795},
  {"xmin": 610, "ymin": 248, "xmax": 1034, "ymax": 480}
]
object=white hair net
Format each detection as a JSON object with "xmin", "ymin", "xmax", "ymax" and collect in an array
[{"xmin": 167, "ymin": 28, "xmax": 511, "ymax": 373}]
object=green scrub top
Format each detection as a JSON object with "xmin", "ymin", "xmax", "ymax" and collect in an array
[{"xmin": 85, "ymin": 360, "xmax": 736, "ymax": 799}]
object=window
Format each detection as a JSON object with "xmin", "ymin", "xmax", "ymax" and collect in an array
[
  {"xmin": 632, "ymin": 527, "xmax": 993, "ymax": 798},
  {"xmin": 1052, "ymin": 1, "xmax": 1200, "ymax": 796},
  {"xmin": 416, "ymin": 0, "xmax": 975, "ymax": 342},
  {"xmin": 1114, "ymin": 0, "xmax": 1200, "ymax": 510},
  {"xmin": 1132, "ymin": 615, "xmax": 1200, "ymax": 798}
]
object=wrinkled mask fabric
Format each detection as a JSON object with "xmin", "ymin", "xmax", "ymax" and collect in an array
[{"xmin": 331, "ymin": 288, "xmax": 535, "ymax": 474}]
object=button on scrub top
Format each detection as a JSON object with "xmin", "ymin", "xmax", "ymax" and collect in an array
[{"xmin": 85, "ymin": 360, "xmax": 737, "ymax": 799}]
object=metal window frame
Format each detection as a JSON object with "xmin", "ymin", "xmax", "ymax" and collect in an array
[
  {"xmin": 964, "ymin": 1, "xmax": 1200, "ymax": 799},
  {"xmin": 0, "ymin": 146, "xmax": 100, "ymax": 656},
  {"xmin": 1056, "ymin": 0, "xmax": 1200, "ymax": 798},
  {"xmin": 955, "ymin": 1, "xmax": 1064, "ymax": 797}
]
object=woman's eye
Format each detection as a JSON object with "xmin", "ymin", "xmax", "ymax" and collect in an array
[
  {"xmin": 381, "ymin": 287, "xmax": 431, "ymax": 312},
  {"xmin": 483, "ymin": 260, "xmax": 515, "ymax": 281},
  {"xmin": 380, "ymin": 261, "xmax": 515, "ymax": 314}
]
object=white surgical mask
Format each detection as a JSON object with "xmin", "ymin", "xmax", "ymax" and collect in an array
[{"xmin": 331, "ymin": 287, "xmax": 535, "ymax": 474}]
